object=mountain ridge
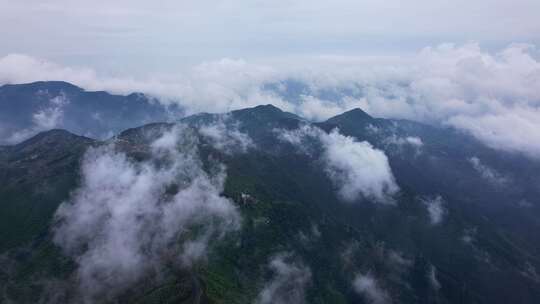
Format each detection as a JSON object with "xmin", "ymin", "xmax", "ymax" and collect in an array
[{"xmin": 2, "ymin": 87, "xmax": 540, "ymax": 304}]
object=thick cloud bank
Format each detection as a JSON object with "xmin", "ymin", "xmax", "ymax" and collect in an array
[
  {"xmin": 279, "ymin": 125, "xmax": 399, "ymax": 203},
  {"xmin": 1, "ymin": 43, "xmax": 539, "ymax": 157},
  {"xmin": 256, "ymin": 253, "xmax": 312, "ymax": 304},
  {"xmin": 53, "ymin": 126, "xmax": 241, "ymax": 302}
]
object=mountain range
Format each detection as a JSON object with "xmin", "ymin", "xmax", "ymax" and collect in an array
[{"xmin": 1, "ymin": 81, "xmax": 540, "ymax": 304}]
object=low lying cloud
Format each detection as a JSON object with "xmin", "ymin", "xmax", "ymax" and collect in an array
[
  {"xmin": 295, "ymin": 95, "xmax": 366, "ymax": 122},
  {"xmin": 384, "ymin": 136, "xmax": 423, "ymax": 148},
  {"xmin": 386, "ymin": 250, "xmax": 413, "ymax": 275},
  {"xmin": 278, "ymin": 125, "xmax": 399, "ymax": 203},
  {"xmin": 421, "ymin": 195, "xmax": 446, "ymax": 225},
  {"xmin": 53, "ymin": 125, "xmax": 241, "ymax": 302},
  {"xmin": 0, "ymin": 55, "xmax": 289, "ymax": 115},
  {"xmin": 352, "ymin": 273, "xmax": 391, "ymax": 304},
  {"xmin": 1, "ymin": 43, "xmax": 539, "ymax": 157},
  {"xmin": 383, "ymin": 135, "xmax": 424, "ymax": 156},
  {"xmin": 256, "ymin": 253, "xmax": 312, "ymax": 304},
  {"xmin": 198, "ymin": 117, "xmax": 254, "ymax": 154},
  {"xmin": 322, "ymin": 129, "xmax": 399, "ymax": 203},
  {"xmin": 6, "ymin": 93, "xmax": 68, "ymax": 143},
  {"xmin": 468, "ymin": 156, "xmax": 509, "ymax": 185},
  {"xmin": 428, "ymin": 264, "xmax": 441, "ymax": 291}
]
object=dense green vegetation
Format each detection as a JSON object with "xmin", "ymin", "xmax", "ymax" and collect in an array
[{"xmin": 1, "ymin": 105, "xmax": 540, "ymax": 303}]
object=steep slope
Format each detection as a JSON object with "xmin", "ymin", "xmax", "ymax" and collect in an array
[
  {"xmin": 1, "ymin": 105, "xmax": 540, "ymax": 303},
  {"xmin": 0, "ymin": 81, "xmax": 182, "ymax": 144},
  {"xmin": 0, "ymin": 129, "xmax": 95, "ymax": 251}
]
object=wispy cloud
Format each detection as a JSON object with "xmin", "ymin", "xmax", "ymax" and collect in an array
[
  {"xmin": 421, "ymin": 195, "xmax": 446, "ymax": 225},
  {"xmin": 1, "ymin": 43, "xmax": 540, "ymax": 157},
  {"xmin": 197, "ymin": 116, "xmax": 255, "ymax": 154},
  {"xmin": 352, "ymin": 273, "xmax": 392, "ymax": 304},
  {"xmin": 468, "ymin": 156, "xmax": 509, "ymax": 185},
  {"xmin": 256, "ymin": 253, "xmax": 312, "ymax": 304},
  {"xmin": 53, "ymin": 125, "xmax": 241, "ymax": 302},
  {"xmin": 278, "ymin": 125, "xmax": 399, "ymax": 203},
  {"xmin": 6, "ymin": 92, "xmax": 68, "ymax": 143}
]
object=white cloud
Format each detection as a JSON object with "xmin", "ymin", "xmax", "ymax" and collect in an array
[
  {"xmin": 383, "ymin": 135, "xmax": 424, "ymax": 155},
  {"xmin": 352, "ymin": 273, "xmax": 391, "ymax": 304},
  {"xmin": 53, "ymin": 125, "xmax": 241, "ymax": 302},
  {"xmin": 256, "ymin": 253, "xmax": 312, "ymax": 304},
  {"xmin": 450, "ymin": 108, "xmax": 540, "ymax": 157},
  {"xmin": 278, "ymin": 125, "xmax": 399, "ymax": 203},
  {"xmin": 387, "ymin": 250, "xmax": 412, "ymax": 271},
  {"xmin": 428, "ymin": 265, "xmax": 441, "ymax": 291},
  {"xmin": 296, "ymin": 95, "xmax": 367, "ymax": 121},
  {"xmin": 1, "ymin": 43, "xmax": 540, "ymax": 157},
  {"xmin": 322, "ymin": 129, "xmax": 399, "ymax": 203},
  {"xmin": 468, "ymin": 156, "xmax": 509, "ymax": 185},
  {"xmin": 198, "ymin": 117, "xmax": 254, "ymax": 154},
  {"xmin": 6, "ymin": 92, "xmax": 69, "ymax": 143},
  {"xmin": 404, "ymin": 137, "xmax": 423, "ymax": 147},
  {"xmin": 421, "ymin": 195, "xmax": 446, "ymax": 225}
]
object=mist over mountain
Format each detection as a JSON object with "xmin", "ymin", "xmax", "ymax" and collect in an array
[
  {"xmin": 3, "ymin": 42, "xmax": 540, "ymax": 158},
  {"xmin": 0, "ymin": 81, "xmax": 182, "ymax": 144},
  {"xmin": 2, "ymin": 0, "xmax": 539, "ymax": 302},
  {"xmin": 1, "ymin": 89, "xmax": 540, "ymax": 303}
]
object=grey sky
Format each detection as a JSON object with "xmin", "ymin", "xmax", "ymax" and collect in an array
[
  {"xmin": 1, "ymin": 1, "xmax": 540, "ymax": 158},
  {"xmin": 1, "ymin": 0, "xmax": 539, "ymax": 74}
]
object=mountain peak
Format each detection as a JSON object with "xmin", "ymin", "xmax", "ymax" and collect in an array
[
  {"xmin": 8, "ymin": 129, "xmax": 94, "ymax": 158},
  {"xmin": 243, "ymin": 104, "xmax": 283, "ymax": 114},
  {"xmin": 231, "ymin": 104, "xmax": 301, "ymax": 122},
  {"xmin": 325, "ymin": 108, "xmax": 373, "ymax": 125},
  {"xmin": 17, "ymin": 129, "xmax": 92, "ymax": 146},
  {"xmin": 0, "ymin": 81, "xmax": 84, "ymax": 93}
]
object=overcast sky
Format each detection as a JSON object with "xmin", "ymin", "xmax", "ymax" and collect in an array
[
  {"xmin": 1, "ymin": 0, "xmax": 539, "ymax": 74},
  {"xmin": 1, "ymin": 1, "xmax": 540, "ymax": 157}
]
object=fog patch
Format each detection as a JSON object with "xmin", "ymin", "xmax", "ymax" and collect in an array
[
  {"xmin": 461, "ymin": 227, "xmax": 477, "ymax": 244},
  {"xmin": 383, "ymin": 135, "xmax": 423, "ymax": 156},
  {"xmin": 421, "ymin": 195, "xmax": 446, "ymax": 225},
  {"xmin": 468, "ymin": 156, "xmax": 509, "ymax": 185},
  {"xmin": 256, "ymin": 253, "xmax": 312, "ymax": 304},
  {"xmin": 428, "ymin": 264, "xmax": 441, "ymax": 291},
  {"xmin": 387, "ymin": 250, "xmax": 413, "ymax": 274},
  {"xmin": 53, "ymin": 125, "xmax": 241, "ymax": 302},
  {"xmin": 198, "ymin": 118, "xmax": 254, "ymax": 154},
  {"xmin": 352, "ymin": 273, "xmax": 392, "ymax": 304},
  {"xmin": 6, "ymin": 93, "xmax": 69, "ymax": 143},
  {"xmin": 385, "ymin": 135, "xmax": 423, "ymax": 148},
  {"xmin": 296, "ymin": 95, "xmax": 367, "ymax": 121},
  {"xmin": 278, "ymin": 125, "xmax": 399, "ymax": 204}
]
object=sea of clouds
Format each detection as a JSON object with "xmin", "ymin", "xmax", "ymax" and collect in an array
[{"xmin": 1, "ymin": 43, "xmax": 539, "ymax": 157}]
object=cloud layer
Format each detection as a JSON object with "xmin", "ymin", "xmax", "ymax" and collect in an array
[
  {"xmin": 1, "ymin": 43, "xmax": 540, "ymax": 157},
  {"xmin": 1, "ymin": 0, "xmax": 538, "ymax": 67},
  {"xmin": 53, "ymin": 125, "xmax": 241, "ymax": 302},
  {"xmin": 468, "ymin": 156, "xmax": 509, "ymax": 186},
  {"xmin": 198, "ymin": 116, "xmax": 255, "ymax": 154}
]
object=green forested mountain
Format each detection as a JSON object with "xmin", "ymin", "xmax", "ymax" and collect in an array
[{"xmin": 1, "ymin": 104, "xmax": 540, "ymax": 304}]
